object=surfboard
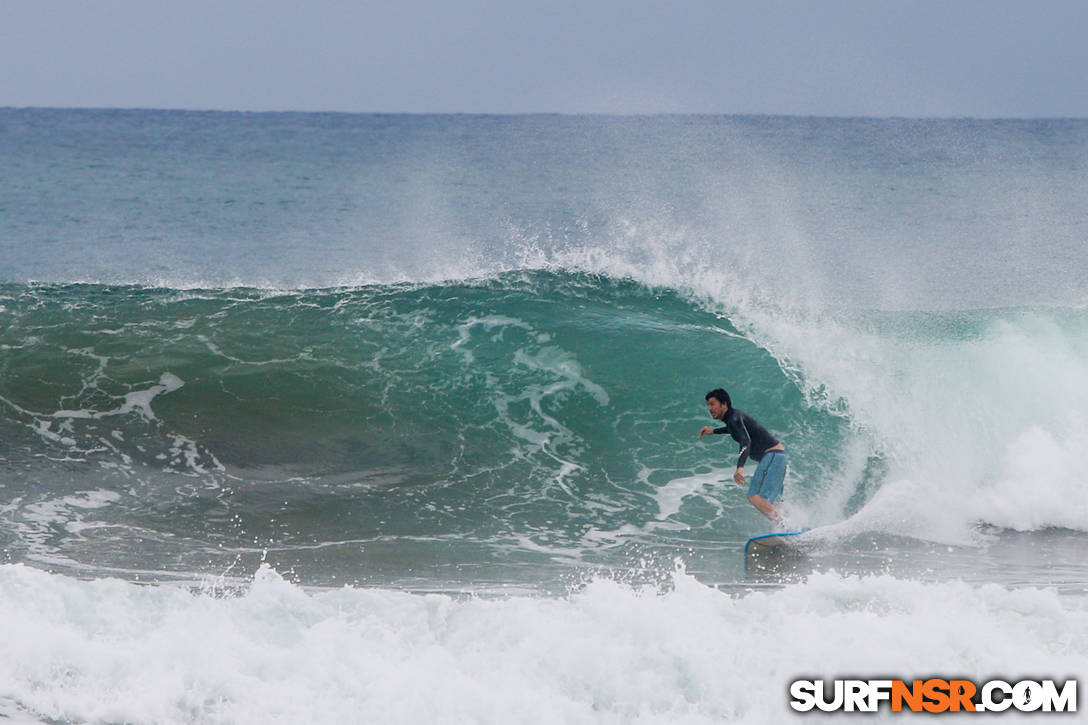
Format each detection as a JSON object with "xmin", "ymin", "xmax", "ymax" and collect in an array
[
  {"xmin": 744, "ymin": 530, "xmax": 808, "ymax": 572},
  {"xmin": 744, "ymin": 530, "xmax": 806, "ymax": 555}
]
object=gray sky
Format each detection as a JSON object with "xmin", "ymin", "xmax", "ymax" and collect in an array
[{"xmin": 2, "ymin": 0, "xmax": 1086, "ymax": 117}]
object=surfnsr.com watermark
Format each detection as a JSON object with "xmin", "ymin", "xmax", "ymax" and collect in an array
[{"xmin": 790, "ymin": 679, "xmax": 1077, "ymax": 713}]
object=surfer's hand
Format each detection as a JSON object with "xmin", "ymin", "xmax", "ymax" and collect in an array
[
  {"xmin": 698, "ymin": 426, "xmax": 714, "ymax": 437},
  {"xmin": 733, "ymin": 469, "xmax": 746, "ymax": 485}
]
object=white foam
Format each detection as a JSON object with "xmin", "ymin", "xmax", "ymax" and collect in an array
[
  {"xmin": 0, "ymin": 564, "xmax": 1084, "ymax": 724},
  {"xmin": 975, "ymin": 425, "xmax": 1088, "ymax": 532},
  {"xmin": 652, "ymin": 470, "xmax": 726, "ymax": 521},
  {"xmin": 451, "ymin": 315, "xmax": 533, "ymax": 364},
  {"xmin": 46, "ymin": 372, "xmax": 185, "ymax": 422}
]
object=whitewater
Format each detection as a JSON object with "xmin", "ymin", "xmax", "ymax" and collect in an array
[{"xmin": 1, "ymin": 109, "xmax": 1086, "ymax": 722}]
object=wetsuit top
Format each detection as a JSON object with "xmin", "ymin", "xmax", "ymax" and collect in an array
[{"xmin": 713, "ymin": 408, "xmax": 780, "ymax": 469}]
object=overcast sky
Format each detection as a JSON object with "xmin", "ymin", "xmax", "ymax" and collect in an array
[{"xmin": 2, "ymin": 0, "xmax": 1085, "ymax": 117}]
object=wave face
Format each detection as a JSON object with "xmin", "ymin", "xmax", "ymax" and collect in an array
[
  {"xmin": 0, "ymin": 275, "xmax": 835, "ymax": 582},
  {"xmin": 2, "ymin": 274, "xmax": 1086, "ymax": 585}
]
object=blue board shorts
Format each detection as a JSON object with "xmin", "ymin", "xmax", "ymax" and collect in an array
[{"xmin": 748, "ymin": 450, "xmax": 786, "ymax": 503}]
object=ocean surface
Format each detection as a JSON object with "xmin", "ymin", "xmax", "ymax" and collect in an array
[{"xmin": 1, "ymin": 109, "xmax": 1086, "ymax": 722}]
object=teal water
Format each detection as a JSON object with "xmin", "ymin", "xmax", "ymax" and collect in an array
[
  {"xmin": 0, "ymin": 274, "xmax": 840, "ymax": 586},
  {"xmin": 2, "ymin": 273, "xmax": 1086, "ymax": 592}
]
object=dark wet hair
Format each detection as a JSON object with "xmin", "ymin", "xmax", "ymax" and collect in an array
[{"xmin": 705, "ymin": 388, "xmax": 731, "ymax": 408}]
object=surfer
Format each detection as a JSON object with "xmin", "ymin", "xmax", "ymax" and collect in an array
[{"xmin": 699, "ymin": 388, "xmax": 786, "ymax": 526}]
